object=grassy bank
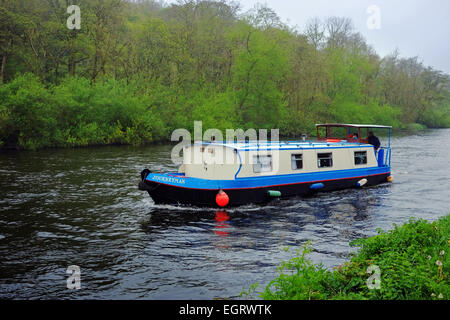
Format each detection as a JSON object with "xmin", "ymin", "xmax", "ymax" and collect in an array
[{"xmin": 243, "ymin": 214, "xmax": 449, "ymax": 300}]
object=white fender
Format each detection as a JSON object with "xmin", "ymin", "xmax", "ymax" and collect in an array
[{"xmin": 357, "ymin": 178, "xmax": 368, "ymax": 187}]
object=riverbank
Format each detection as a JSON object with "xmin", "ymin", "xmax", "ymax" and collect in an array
[
  {"xmin": 243, "ymin": 214, "xmax": 449, "ymax": 300},
  {"xmin": 0, "ymin": 128, "xmax": 434, "ymax": 152},
  {"xmin": 1, "ymin": 73, "xmax": 449, "ymax": 151}
]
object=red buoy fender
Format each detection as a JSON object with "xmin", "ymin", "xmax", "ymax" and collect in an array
[{"xmin": 216, "ymin": 190, "xmax": 229, "ymax": 207}]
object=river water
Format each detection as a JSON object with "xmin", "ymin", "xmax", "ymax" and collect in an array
[{"xmin": 0, "ymin": 129, "xmax": 449, "ymax": 299}]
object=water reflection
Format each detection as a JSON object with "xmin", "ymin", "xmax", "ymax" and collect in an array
[{"xmin": 214, "ymin": 211, "xmax": 230, "ymax": 237}]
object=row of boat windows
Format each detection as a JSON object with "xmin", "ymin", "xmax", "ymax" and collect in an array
[{"xmin": 253, "ymin": 151, "xmax": 368, "ymax": 173}]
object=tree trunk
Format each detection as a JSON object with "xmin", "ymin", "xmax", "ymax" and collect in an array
[
  {"xmin": 68, "ymin": 30, "xmax": 76, "ymax": 77},
  {"xmin": 92, "ymin": 50, "xmax": 99, "ymax": 82},
  {"xmin": 0, "ymin": 54, "xmax": 6, "ymax": 84},
  {"xmin": 68, "ymin": 52, "xmax": 75, "ymax": 76}
]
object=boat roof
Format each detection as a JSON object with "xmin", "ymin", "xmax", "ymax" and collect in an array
[
  {"xmin": 316, "ymin": 123, "xmax": 392, "ymax": 129},
  {"xmin": 194, "ymin": 140, "xmax": 373, "ymax": 151}
]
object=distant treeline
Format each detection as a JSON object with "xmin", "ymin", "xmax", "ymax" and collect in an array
[{"xmin": 1, "ymin": 0, "xmax": 450, "ymax": 149}]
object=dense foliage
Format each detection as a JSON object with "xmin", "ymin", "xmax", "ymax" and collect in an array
[
  {"xmin": 1, "ymin": 0, "xmax": 449, "ymax": 149},
  {"xmin": 243, "ymin": 214, "xmax": 449, "ymax": 300}
]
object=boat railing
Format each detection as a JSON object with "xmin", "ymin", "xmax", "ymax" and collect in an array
[{"xmin": 377, "ymin": 146, "xmax": 391, "ymax": 167}]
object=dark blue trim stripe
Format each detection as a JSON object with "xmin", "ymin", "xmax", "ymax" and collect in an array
[
  {"xmin": 195, "ymin": 141, "xmax": 375, "ymax": 152},
  {"xmin": 234, "ymin": 149, "xmax": 242, "ymax": 179},
  {"xmin": 237, "ymin": 145, "xmax": 374, "ymax": 151}
]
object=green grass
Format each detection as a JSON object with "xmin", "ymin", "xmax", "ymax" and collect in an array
[{"xmin": 242, "ymin": 214, "xmax": 449, "ymax": 300}]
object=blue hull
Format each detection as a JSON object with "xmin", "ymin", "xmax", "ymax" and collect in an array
[{"xmin": 139, "ymin": 166, "xmax": 391, "ymax": 207}]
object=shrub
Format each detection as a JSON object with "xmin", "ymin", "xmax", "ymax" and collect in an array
[
  {"xmin": 0, "ymin": 73, "xmax": 57, "ymax": 149},
  {"xmin": 0, "ymin": 74, "xmax": 168, "ymax": 149},
  {"xmin": 244, "ymin": 214, "xmax": 449, "ymax": 300}
]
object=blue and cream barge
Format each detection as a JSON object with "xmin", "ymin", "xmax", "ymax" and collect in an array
[{"xmin": 139, "ymin": 124, "xmax": 392, "ymax": 207}]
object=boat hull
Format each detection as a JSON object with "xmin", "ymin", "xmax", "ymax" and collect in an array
[{"xmin": 139, "ymin": 169, "xmax": 391, "ymax": 207}]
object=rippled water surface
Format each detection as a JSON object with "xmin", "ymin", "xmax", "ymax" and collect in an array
[{"xmin": 1, "ymin": 129, "xmax": 449, "ymax": 299}]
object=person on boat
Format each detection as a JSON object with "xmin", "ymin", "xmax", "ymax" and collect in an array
[
  {"xmin": 351, "ymin": 133, "xmax": 359, "ymax": 141},
  {"xmin": 368, "ymin": 131, "xmax": 381, "ymax": 150}
]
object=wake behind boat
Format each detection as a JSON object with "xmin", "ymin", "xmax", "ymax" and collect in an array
[{"xmin": 139, "ymin": 124, "xmax": 392, "ymax": 207}]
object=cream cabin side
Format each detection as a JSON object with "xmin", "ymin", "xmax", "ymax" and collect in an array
[
  {"xmin": 235, "ymin": 145, "xmax": 378, "ymax": 178},
  {"xmin": 179, "ymin": 143, "xmax": 379, "ymax": 180},
  {"xmin": 179, "ymin": 145, "xmax": 240, "ymax": 180}
]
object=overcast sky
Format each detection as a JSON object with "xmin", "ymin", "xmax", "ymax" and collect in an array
[{"xmin": 236, "ymin": 0, "xmax": 450, "ymax": 74}]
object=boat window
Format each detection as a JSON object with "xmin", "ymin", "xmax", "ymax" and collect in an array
[
  {"xmin": 253, "ymin": 155, "xmax": 272, "ymax": 173},
  {"xmin": 317, "ymin": 153, "xmax": 333, "ymax": 168},
  {"xmin": 354, "ymin": 151, "xmax": 367, "ymax": 165},
  {"xmin": 291, "ymin": 154, "xmax": 303, "ymax": 170}
]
